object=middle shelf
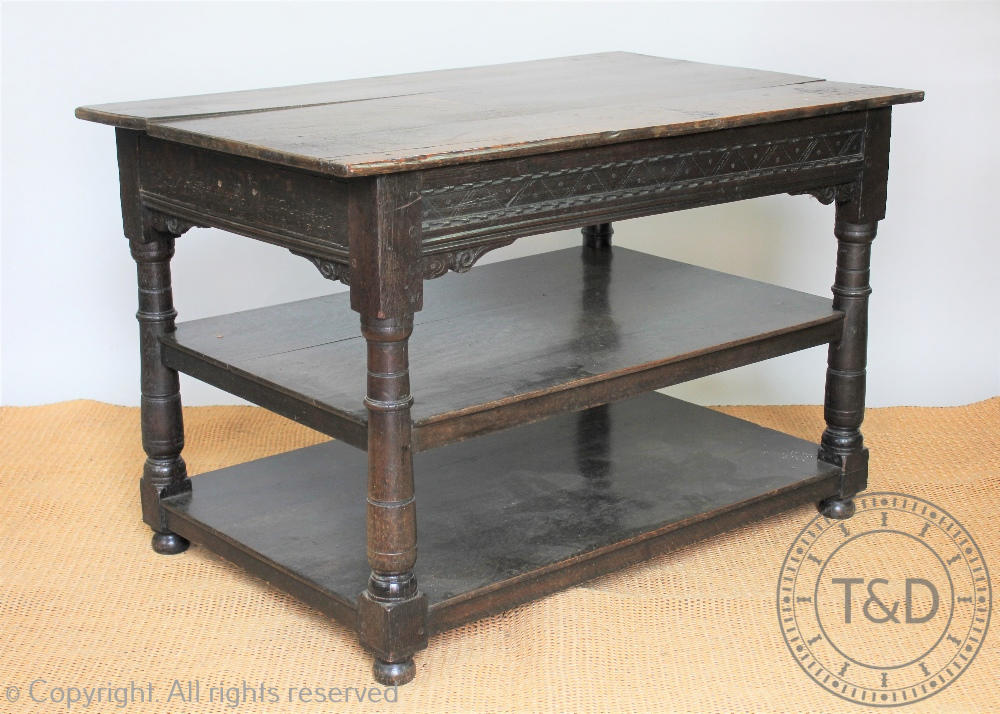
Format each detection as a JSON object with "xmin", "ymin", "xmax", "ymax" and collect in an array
[{"xmin": 161, "ymin": 246, "xmax": 842, "ymax": 451}]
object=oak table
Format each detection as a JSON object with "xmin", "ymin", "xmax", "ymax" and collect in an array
[{"xmin": 77, "ymin": 53, "xmax": 922, "ymax": 685}]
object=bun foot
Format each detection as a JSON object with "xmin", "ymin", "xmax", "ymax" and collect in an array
[
  {"xmin": 151, "ymin": 531, "xmax": 190, "ymax": 555},
  {"xmin": 818, "ymin": 497, "xmax": 856, "ymax": 520},
  {"xmin": 372, "ymin": 657, "xmax": 415, "ymax": 686}
]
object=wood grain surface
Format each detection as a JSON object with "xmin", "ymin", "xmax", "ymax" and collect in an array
[
  {"xmin": 161, "ymin": 247, "xmax": 842, "ymax": 450},
  {"xmin": 76, "ymin": 53, "xmax": 922, "ymax": 176},
  {"xmin": 162, "ymin": 392, "xmax": 842, "ymax": 633}
]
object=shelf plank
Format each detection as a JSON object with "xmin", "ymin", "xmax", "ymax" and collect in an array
[
  {"xmin": 162, "ymin": 247, "xmax": 842, "ymax": 450},
  {"xmin": 162, "ymin": 393, "xmax": 841, "ymax": 635}
]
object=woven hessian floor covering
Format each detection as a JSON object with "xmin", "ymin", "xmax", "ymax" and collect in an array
[{"xmin": 1, "ymin": 399, "xmax": 997, "ymax": 713}]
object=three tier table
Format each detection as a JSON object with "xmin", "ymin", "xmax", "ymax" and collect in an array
[{"xmin": 76, "ymin": 53, "xmax": 922, "ymax": 685}]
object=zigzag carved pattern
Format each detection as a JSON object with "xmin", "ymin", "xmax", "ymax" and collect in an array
[{"xmin": 421, "ymin": 129, "xmax": 864, "ymax": 231}]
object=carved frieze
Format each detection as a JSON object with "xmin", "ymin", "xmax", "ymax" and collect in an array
[
  {"xmin": 299, "ymin": 128, "xmax": 867, "ymax": 286},
  {"xmin": 420, "ymin": 128, "xmax": 865, "ymax": 233}
]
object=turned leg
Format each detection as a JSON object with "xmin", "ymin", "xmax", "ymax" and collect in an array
[
  {"xmin": 582, "ymin": 222, "xmax": 613, "ymax": 249},
  {"xmin": 131, "ymin": 230, "xmax": 191, "ymax": 553},
  {"xmin": 818, "ymin": 212, "xmax": 878, "ymax": 519},
  {"xmin": 578, "ymin": 222, "xmax": 615, "ymax": 519},
  {"xmin": 357, "ymin": 316, "xmax": 427, "ymax": 686}
]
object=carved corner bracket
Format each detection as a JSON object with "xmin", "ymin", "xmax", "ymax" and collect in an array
[
  {"xmin": 296, "ymin": 240, "xmax": 516, "ymax": 286},
  {"xmin": 790, "ymin": 183, "xmax": 858, "ymax": 206},
  {"xmin": 419, "ymin": 240, "xmax": 516, "ymax": 280},
  {"xmin": 293, "ymin": 252, "xmax": 352, "ymax": 285},
  {"xmin": 146, "ymin": 208, "xmax": 207, "ymax": 237}
]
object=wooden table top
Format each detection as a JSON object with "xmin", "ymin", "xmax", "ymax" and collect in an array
[{"xmin": 76, "ymin": 52, "xmax": 922, "ymax": 177}]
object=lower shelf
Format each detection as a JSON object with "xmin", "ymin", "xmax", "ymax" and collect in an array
[{"xmin": 163, "ymin": 392, "xmax": 841, "ymax": 635}]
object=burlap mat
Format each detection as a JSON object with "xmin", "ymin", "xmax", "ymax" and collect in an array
[{"xmin": 1, "ymin": 399, "xmax": 996, "ymax": 713}]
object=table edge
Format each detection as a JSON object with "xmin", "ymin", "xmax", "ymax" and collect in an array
[{"xmin": 75, "ymin": 88, "xmax": 924, "ymax": 178}]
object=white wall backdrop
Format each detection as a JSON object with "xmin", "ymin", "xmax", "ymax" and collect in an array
[{"xmin": 2, "ymin": 1, "xmax": 998, "ymax": 407}]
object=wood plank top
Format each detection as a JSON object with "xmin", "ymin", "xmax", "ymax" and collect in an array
[{"xmin": 76, "ymin": 53, "xmax": 922, "ymax": 177}]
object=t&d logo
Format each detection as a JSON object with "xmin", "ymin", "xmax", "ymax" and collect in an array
[{"xmin": 778, "ymin": 492, "xmax": 991, "ymax": 706}]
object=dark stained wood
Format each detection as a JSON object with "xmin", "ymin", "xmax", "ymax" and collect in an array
[
  {"xmin": 115, "ymin": 129, "xmax": 145, "ymax": 241},
  {"xmin": 347, "ymin": 173, "xmax": 423, "ymax": 316},
  {"xmin": 817, "ymin": 216, "xmax": 878, "ymax": 511},
  {"xmin": 582, "ymin": 223, "xmax": 613, "ymax": 249},
  {"xmin": 356, "ymin": 314, "xmax": 426, "ymax": 685},
  {"xmin": 842, "ymin": 107, "xmax": 892, "ymax": 224},
  {"xmin": 161, "ymin": 247, "xmax": 843, "ymax": 451},
  {"xmin": 812, "ymin": 110, "xmax": 891, "ymax": 513},
  {"xmin": 417, "ymin": 111, "xmax": 868, "ymax": 251},
  {"xmin": 80, "ymin": 54, "xmax": 922, "ymax": 685},
  {"xmin": 347, "ymin": 171, "xmax": 427, "ymax": 684},
  {"xmin": 138, "ymin": 135, "xmax": 351, "ymax": 260},
  {"xmin": 75, "ymin": 54, "xmax": 810, "ymax": 128},
  {"xmin": 127, "ymin": 111, "xmax": 874, "ymax": 272},
  {"xmin": 76, "ymin": 53, "xmax": 922, "ymax": 177},
  {"xmin": 162, "ymin": 393, "xmax": 842, "ymax": 634},
  {"xmin": 126, "ymin": 181, "xmax": 191, "ymax": 553}
]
